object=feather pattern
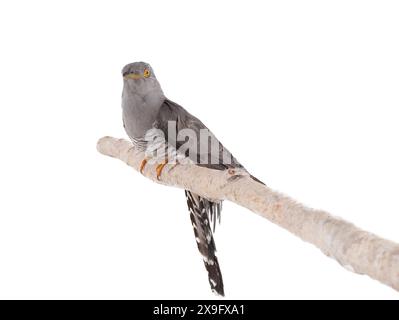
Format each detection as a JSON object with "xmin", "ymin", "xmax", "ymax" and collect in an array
[{"xmin": 185, "ymin": 190, "xmax": 224, "ymax": 296}]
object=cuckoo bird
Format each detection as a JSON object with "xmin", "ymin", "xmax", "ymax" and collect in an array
[{"xmin": 121, "ymin": 62, "xmax": 263, "ymax": 296}]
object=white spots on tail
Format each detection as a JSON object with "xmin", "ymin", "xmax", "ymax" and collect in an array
[{"xmin": 203, "ymin": 256, "xmax": 215, "ymax": 265}]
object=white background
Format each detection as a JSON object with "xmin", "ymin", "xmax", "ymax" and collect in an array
[{"xmin": 0, "ymin": 0, "xmax": 398, "ymax": 299}]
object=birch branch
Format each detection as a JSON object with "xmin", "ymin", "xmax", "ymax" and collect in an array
[{"xmin": 97, "ymin": 136, "xmax": 399, "ymax": 292}]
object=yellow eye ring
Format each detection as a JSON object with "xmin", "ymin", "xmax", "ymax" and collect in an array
[{"xmin": 143, "ymin": 69, "xmax": 150, "ymax": 78}]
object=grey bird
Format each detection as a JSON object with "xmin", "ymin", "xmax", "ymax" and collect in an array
[{"xmin": 121, "ymin": 62, "xmax": 263, "ymax": 296}]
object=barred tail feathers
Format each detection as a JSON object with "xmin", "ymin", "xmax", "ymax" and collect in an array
[{"xmin": 185, "ymin": 190, "xmax": 224, "ymax": 296}]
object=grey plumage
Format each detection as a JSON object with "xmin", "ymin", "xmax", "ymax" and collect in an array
[
  {"xmin": 122, "ymin": 62, "xmax": 241, "ymax": 170},
  {"xmin": 121, "ymin": 61, "xmax": 262, "ymax": 296}
]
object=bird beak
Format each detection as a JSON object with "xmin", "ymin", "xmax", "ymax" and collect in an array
[{"xmin": 124, "ymin": 73, "xmax": 142, "ymax": 80}]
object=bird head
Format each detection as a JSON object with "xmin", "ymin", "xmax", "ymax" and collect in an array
[
  {"xmin": 122, "ymin": 62, "xmax": 162, "ymax": 97},
  {"xmin": 122, "ymin": 61, "xmax": 155, "ymax": 80}
]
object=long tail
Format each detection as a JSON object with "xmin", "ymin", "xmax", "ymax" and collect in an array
[{"xmin": 184, "ymin": 190, "xmax": 224, "ymax": 296}]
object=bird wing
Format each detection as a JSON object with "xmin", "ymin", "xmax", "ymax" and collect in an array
[{"xmin": 153, "ymin": 99, "xmax": 244, "ymax": 170}]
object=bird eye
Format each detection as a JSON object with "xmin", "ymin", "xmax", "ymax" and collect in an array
[{"xmin": 143, "ymin": 69, "xmax": 150, "ymax": 78}]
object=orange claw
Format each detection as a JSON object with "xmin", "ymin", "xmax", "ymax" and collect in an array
[
  {"xmin": 156, "ymin": 160, "xmax": 168, "ymax": 180},
  {"xmin": 139, "ymin": 158, "xmax": 148, "ymax": 174}
]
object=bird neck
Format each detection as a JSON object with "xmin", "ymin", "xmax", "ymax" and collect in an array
[{"xmin": 122, "ymin": 86, "xmax": 165, "ymax": 140}]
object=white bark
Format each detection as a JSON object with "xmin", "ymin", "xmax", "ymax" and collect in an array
[{"xmin": 97, "ymin": 136, "xmax": 399, "ymax": 292}]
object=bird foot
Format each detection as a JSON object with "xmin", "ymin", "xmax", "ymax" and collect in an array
[
  {"xmin": 156, "ymin": 160, "xmax": 169, "ymax": 180},
  {"xmin": 139, "ymin": 158, "xmax": 148, "ymax": 174}
]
